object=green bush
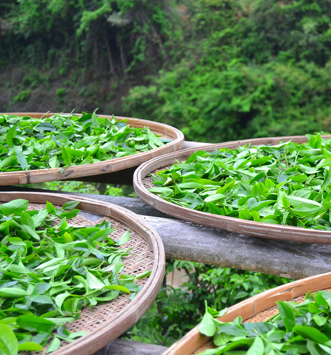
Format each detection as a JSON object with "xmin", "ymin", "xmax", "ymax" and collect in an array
[
  {"xmin": 22, "ymin": 69, "xmax": 45, "ymax": 88},
  {"xmin": 123, "ymin": 260, "xmax": 291, "ymax": 346},
  {"xmin": 123, "ymin": 0, "xmax": 331, "ymax": 143},
  {"xmin": 0, "ymin": 0, "xmax": 181, "ymax": 75},
  {"xmin": 56, "ymin": 87, "xmax": 67, "ymax": 97},
  {"xmin": 124, "ymin": 60, "xmax": 331, "ymax": 142},
  {"xmin": 13, "ymin": 89, "xmax": 31, "ymax": 102}
]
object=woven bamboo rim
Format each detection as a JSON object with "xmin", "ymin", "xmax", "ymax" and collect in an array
[
  {"xmin": 164, "ymin": 272, "xmax": 331, "ymax": 354},
  {"xmin": 0, "ymin": 112, "xmax": 184, "ymax": 185},
  {"xmin": 0, "ymin": 191, "xmax": 165, "ymax": 355},
  {"xmin": 134, "ymin": 135, "xmax": 331, "ymax": 244}
]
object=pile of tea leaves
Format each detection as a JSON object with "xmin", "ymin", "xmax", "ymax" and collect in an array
[
  {"xmin": 150, "ymin": 134, "xmax": 331, "ymax": 230},
  {"xmin": 199, "ymin": 290, "xmax": 331, "ymax": 354},
  {"xmin": 0, "ymin": 112, "xmax": 165, "ymax": 171},
  {"xmin": 0, "ymin": 199, "xmax": 149, "ymax": 354}
]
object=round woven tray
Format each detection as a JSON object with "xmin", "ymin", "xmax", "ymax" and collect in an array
[
  {"xmin": 134, "ymin": 134, "xmax": 331, "ymax": 244},
  {"xmin": 164, "ymin": 272, "xmax": 331, "ymax": 354},
  {"xmin": 0, "ymin": 192, "xmax": 165, "ymax": 355},
  {"xmin": 0, "ymin": 112, "xmax": 184, "ymax": 186}
]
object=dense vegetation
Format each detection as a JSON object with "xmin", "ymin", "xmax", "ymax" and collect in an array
[
  {"xmin": 124, "ymin": 260, "xmax": 291, "ymax": 346},
  {"xmin": 1, "ymin": 0, "xmax": 327, "ymax": 348},
  {"xmin": 1, "ymin": 0, "xmax": 331, "ymax": 142},
  {"xmin": 123, "ymin": 0, "xmax": 331, "ymax": 142},
  {"xmin": 0, "ymin": 0, "xmax": 180, "ymax": 114}
]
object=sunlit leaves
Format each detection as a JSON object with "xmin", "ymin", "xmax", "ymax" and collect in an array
[
  {"xmin": 151, "ymin": 134, "xmax": 331, "ymax": 230},
  {"xmin": 0, "ymin": 324, "xmax": 18, "ymax": 355},
  {"xmin": 199, "ymin": 291, "xmax": 331, "ymax": 355},
  {"xmin": 0, "ymin": 199, "xmax": 149, "ymax": 354},
  {"xmin": 0, "ymin": 112, "xmax": 165, "ymax": 172}
]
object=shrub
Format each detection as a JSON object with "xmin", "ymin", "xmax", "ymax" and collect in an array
[
  {"xmin": 123, "ymin": 260, "xmax": 291, "ymax": 346},
  {"xmin": 13, "ymin": 89, "xmax": 31, "ymax": 102}
]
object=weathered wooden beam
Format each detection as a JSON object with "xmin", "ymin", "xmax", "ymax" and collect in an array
[
  {"xmin": 73, "ymin": 166, "xmax": 137, "ymax": 185},
  {"xmin": 142, "ymin": 215, "xmax": 331, "ymax": 280},
  {"xmin": 57, "ymin": 193, "xmax": 331, "ymax": 280},
  {"xmin": 94, "ymin": 339, "xmax": 167, "ymax": 355}
]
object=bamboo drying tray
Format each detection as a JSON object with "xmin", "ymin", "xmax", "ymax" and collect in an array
[
  {"xmin": 134, "ymin": 134, "xmax": 331, "ymax": 244},
  {"xmin": 0, "ymin": 191, "xmax": 165, "ymax": 355},
  {"xmin": 164, "ymin": 272, "xmax": 331, "ymax": 354},
  {"xmin": 0, "ymin": 112, "xmax": 184, "ymax": 185}
]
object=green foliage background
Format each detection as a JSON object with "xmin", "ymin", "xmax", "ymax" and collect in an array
[
  {"xmin": 2, "ymin": 0, "xmax": 331, "ymax": 142},
  {"xmin": 123, "ymin": 0, "xmax": 331, "ymax": 142}
]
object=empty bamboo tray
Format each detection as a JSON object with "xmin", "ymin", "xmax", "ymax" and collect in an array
[
  {"xmin": 0, "ymin": 191, "xmax": 165, "ymax": 355},
  {"xmin": 164, "ymin": 272, "xmax": 331, "ymax": 354},
  {"xmin": 134, "ymin": 135, "xmax": 331, "ymax": 244},
  {"xmin": 0, "ymin": 113, "xmax": 184, "ymax": 185}
]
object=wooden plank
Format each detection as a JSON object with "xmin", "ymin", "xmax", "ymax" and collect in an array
[
  {"xmin": 94, "ymin": 339, "xmax": 167, "ymax": 355},
  {"xmin": 70, "ymin": 194, "xmax": 331, "ymax": 279},
  {"xmin": 141, "ymin": 215, "xmax": 331, "ymax": 280}
]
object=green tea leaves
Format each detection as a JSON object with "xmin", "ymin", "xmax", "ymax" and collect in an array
[
  {"xmin": 86, "ymin": 270, "xmax": 105, "ymax": 290},
  {"xmin": 6, "ymin": 127, "xmax": 17, "ymax": 148},
  {"xmin": 247, "ymin": 336, "xmax": 264, "ymax": 355},
  {"xmin": 46, "ymin": 337, "xmax": 61, "ymax": 354},
  {"xmin": 0, "ymin": 288, "xmax": 28, "ymax": 298},
  {"xmin": 16, "ymin": 316, "xmax": 56, "ymax": 333},
  {"xmin": 277, "ymin": 301, "xmax": 296, "ymax": 332},
  {"xmin": 61, "ymin": 146, "xmax": 72, "ymax": 166},
  {"xmin": 199, "ymin": 291, "xmax": 331, "ymax": 355},
  {"xmin": 0, "ymin": 113, "xmax": 165, "ymax": 172},
  {"xmin": 294, "ymin": 325, "xmax": 329, "ymax": 344},
  {"xmin": 18, "ymin": 342, "xmax": 43, "ymax": 352},
  {"xmin": 35, "ymin": 122, "xmax": 56, "ymax": 132},
  {"xmin": 0, "ymin": 199, "xmax": 150, "ymax": 353},
  {"xmin": 204, "ymin": 194, "xmax": 225, "ymax": 203},
  {"xmin": 151, "ymin": 135, "xmax": 331, "ymax": 231},
  {"xmin": 15, "ymin": 149, "xmax": 29, "ymax": 170},
  {"xmin": 117, "ymin": 230, "xmax": 131, "ymax": 246},
  {"xmin": 0, "ymin": 324, "xmax": 18, "ymax": 355},
  {"xmin": 0, "ymin": 199, "xmax": 29, "ymax": 216},
  {"xmin": 199, "ymin": 310, "xmax": 217, "ymax": 337}
]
